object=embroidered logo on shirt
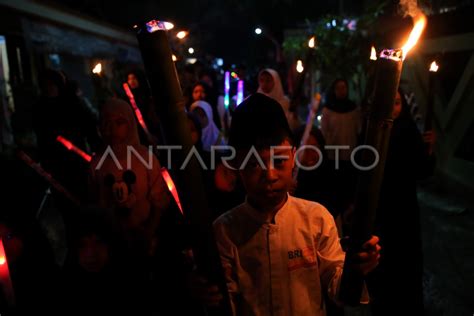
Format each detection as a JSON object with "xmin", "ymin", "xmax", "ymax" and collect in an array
[{"xmin": 287, "ymin": 247, "xmax": 317, "ymax": 271}]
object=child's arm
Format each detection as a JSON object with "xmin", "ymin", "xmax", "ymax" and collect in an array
[{"xmin": 316, "ymin": 212, "xmax": 346, "ymax": 303}]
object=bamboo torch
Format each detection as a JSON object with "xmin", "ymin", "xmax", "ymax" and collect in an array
[
  {"xmin": 425, "ymin": 61, "xmax": 439, "ymax": 132},
  {"xmin": 134, "ymin": 20, "xmax": 232, "ymax": 315},
  {"xmin": 339, "ymin": 15, "xmax": 427, "ymax": 305}
]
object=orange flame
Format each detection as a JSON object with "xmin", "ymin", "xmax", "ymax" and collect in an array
[
  {"xmin": 370, "ymin": 46, "xmax": 377, "ymax": 60},
  {"xmin": 308, "ymin": 36, "xmax": 316, "ymax": 48},
  {"xmin": 429, "ymin": 61, "xmax": 439, "ymax": 72},
  {"xmin": 296, "ymin": 60, "xmax": 304, "ymax": 73},
  {"xmin": 401, "ymin": 15, "xmax": 427, "ymax": 58}
]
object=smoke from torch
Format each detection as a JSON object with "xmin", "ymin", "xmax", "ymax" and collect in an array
[{"xmin": 399, "ymin": 0, "xmax": 423, "ymax": 18}]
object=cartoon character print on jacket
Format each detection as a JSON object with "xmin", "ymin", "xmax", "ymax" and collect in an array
[
  {"xmin": 103, "ymin": 170, "xmax": 137, "ymax": 217},
  {"xmin": 90, "ymin": 98, "xmax": 170, "ymax": 230}
]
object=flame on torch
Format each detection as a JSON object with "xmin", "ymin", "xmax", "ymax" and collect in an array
[
  {"xmin": 296, "ymin": 60, "xmax": 304, "ymax": 73},
  {"xmin": 429, "ymin": 61, "xmax": 439, "ymax": 72},
  {"xmin": 308, "ymin": 36, "xmax": 316, "ymax": 48},
  {"xmin": 176, "ymin": 31, "xmax": 188, "ymax": 39},
  {"xmin": 401, "ymin": 15, "xmax": 427, "ymax": 58},
  {"xmin": 92, "ymin": 63, "xmax": 102, "ymax": 75},
  {"xmin": 370, "ymin": 46, "xmax": 377, "ymax": 60}
]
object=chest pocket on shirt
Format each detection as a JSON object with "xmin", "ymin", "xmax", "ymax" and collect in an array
[{"xmin": 287, "ymin": 246, "xmax": 317, "ymax": 272}]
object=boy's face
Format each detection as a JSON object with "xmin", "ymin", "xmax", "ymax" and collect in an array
[{"xmin": 238, "ymin": 139, "xmax": 295, "ymax": 211}]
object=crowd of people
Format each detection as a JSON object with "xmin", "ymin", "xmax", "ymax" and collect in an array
[{"xmin": 0, "ymin": 58, "xmax": 436, "ymax": 316}]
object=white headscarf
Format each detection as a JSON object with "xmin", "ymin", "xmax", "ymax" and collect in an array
[
  {"xmin": 257, "ymin": 68, "xmax": 290, "ymax": 111},
  {"xmin": 190, "ymin": 100, "xmax": 222, "ymax": 151}
]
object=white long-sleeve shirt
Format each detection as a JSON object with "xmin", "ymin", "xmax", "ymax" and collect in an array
[{"xmin": 213, "ymin": 195, "xmax": 347, "ymax": 316}]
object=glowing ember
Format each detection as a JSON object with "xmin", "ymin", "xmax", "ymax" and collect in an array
[
  {"xmin": 308, "ymin": 36, "xmax": 316, "ymax": 48},
  {"xmin": 92, "ymin": 63, "xmax": 102, "ymax": 74},
  {"xmin": 370, "ymin": 46, "xmax": 377, "ymax": 60},
  {"xmin": 401, "ymin": 15, "xmax": 427, "ymax": 58},
  {"xmin": 296, "ymin": 60, "xmax": 304, "ymax": 73},
  {"xmin": 429, "ymin": 61, "xmax": 439, "ymax": 72}
]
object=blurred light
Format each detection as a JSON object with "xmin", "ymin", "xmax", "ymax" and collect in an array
[
  {"xmin": 332, "ymin": 19, "xmax": 336, "ymax": 27},
  {"xmin": 317, "ymin": 115, "xmax": 322, "ymax": 122},
  {"xmin": 172, "ymin": 54, "xmax": 177, "ymax": 62},
  {"xmin": 145, "ymin": 20, "xmax": 174, "ymax": 33},
  {"xmin": 326, "ymin": 22, "xmax": 331, "ymax": 29},
  {"xmin": 296, "ymin": 60, "xmax": 304, "ymax": 73},
  {"xmin": 370, "ymin": 46, "xmax": 377, "ymax": 60},
  {"xmin": 176, "ymin": 31, "xmax": 188, "ymax": 39},
  {"xmin": 92, "ymin": 63, "xmax": 102, "ymax": 74},
  {"xmin": 0, "ymin": 256, "xmax": 5, "ymax": 265},
  {"xmin": 237, "ymin": 80, "xmax": 244, "ymax": 106},
  {"xmin": 224, "ymin": 71, "xmax": 230, "ymax": 109},
  {"xmin": 231, "ymin": 72, "xmax": 239, "ymax": 79},
  {"xmin": 216, "ymin": 58, "xmax": 224, "ymax": 66},
  {"xmin": 188, "ymin": 47, "xmax": 194, "ymax": 54},
  {"xmin": 347, "ymin": 19, "xmax": 357, "ymax": 31},
  {"xmin": 429, "ymin": 61, "xmax": 439, "ymax": 72},
  {"xmin": 255, "ymin": 27, "xmax": 262, "ymax": 35},
  {"xmin": 308, "ymin": 36, "xmax": 316, "ymax": 48},
  {"xmin": 163, "ymin": 22, "xmax": 174, "ymax": 30},
  {"xmin": 186, "ymin": 58, "xmax": 197, "ymax": 64}
]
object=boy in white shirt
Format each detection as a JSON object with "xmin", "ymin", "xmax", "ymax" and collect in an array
[{"xmin": 199, "ymin": 93, "xmax": 380, "ymax": 316}]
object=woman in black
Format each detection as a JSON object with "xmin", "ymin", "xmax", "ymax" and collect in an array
[{"xmin": 368, "ymin": 88, "xmax": 435, "ymax": 316}]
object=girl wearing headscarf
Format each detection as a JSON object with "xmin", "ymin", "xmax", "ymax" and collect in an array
[
  {"xmin": 189, "ymin": 100, "xmax": 225, "ymax": 152},
  {"xmin": 89, "ymin": 98, "xmax": 169, "ymax": 243},
  {"xmin": 320, "ymin": 78, "xmax": 360, "ymax": 218},
  {"xmin": 257, "ymin": 68, "xmax": 300, "ymax": 131}
]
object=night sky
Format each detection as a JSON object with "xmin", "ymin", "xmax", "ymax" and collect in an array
[{"xmin": 45, "ymin": 0, "xmax": 365, "ymax": 62}]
